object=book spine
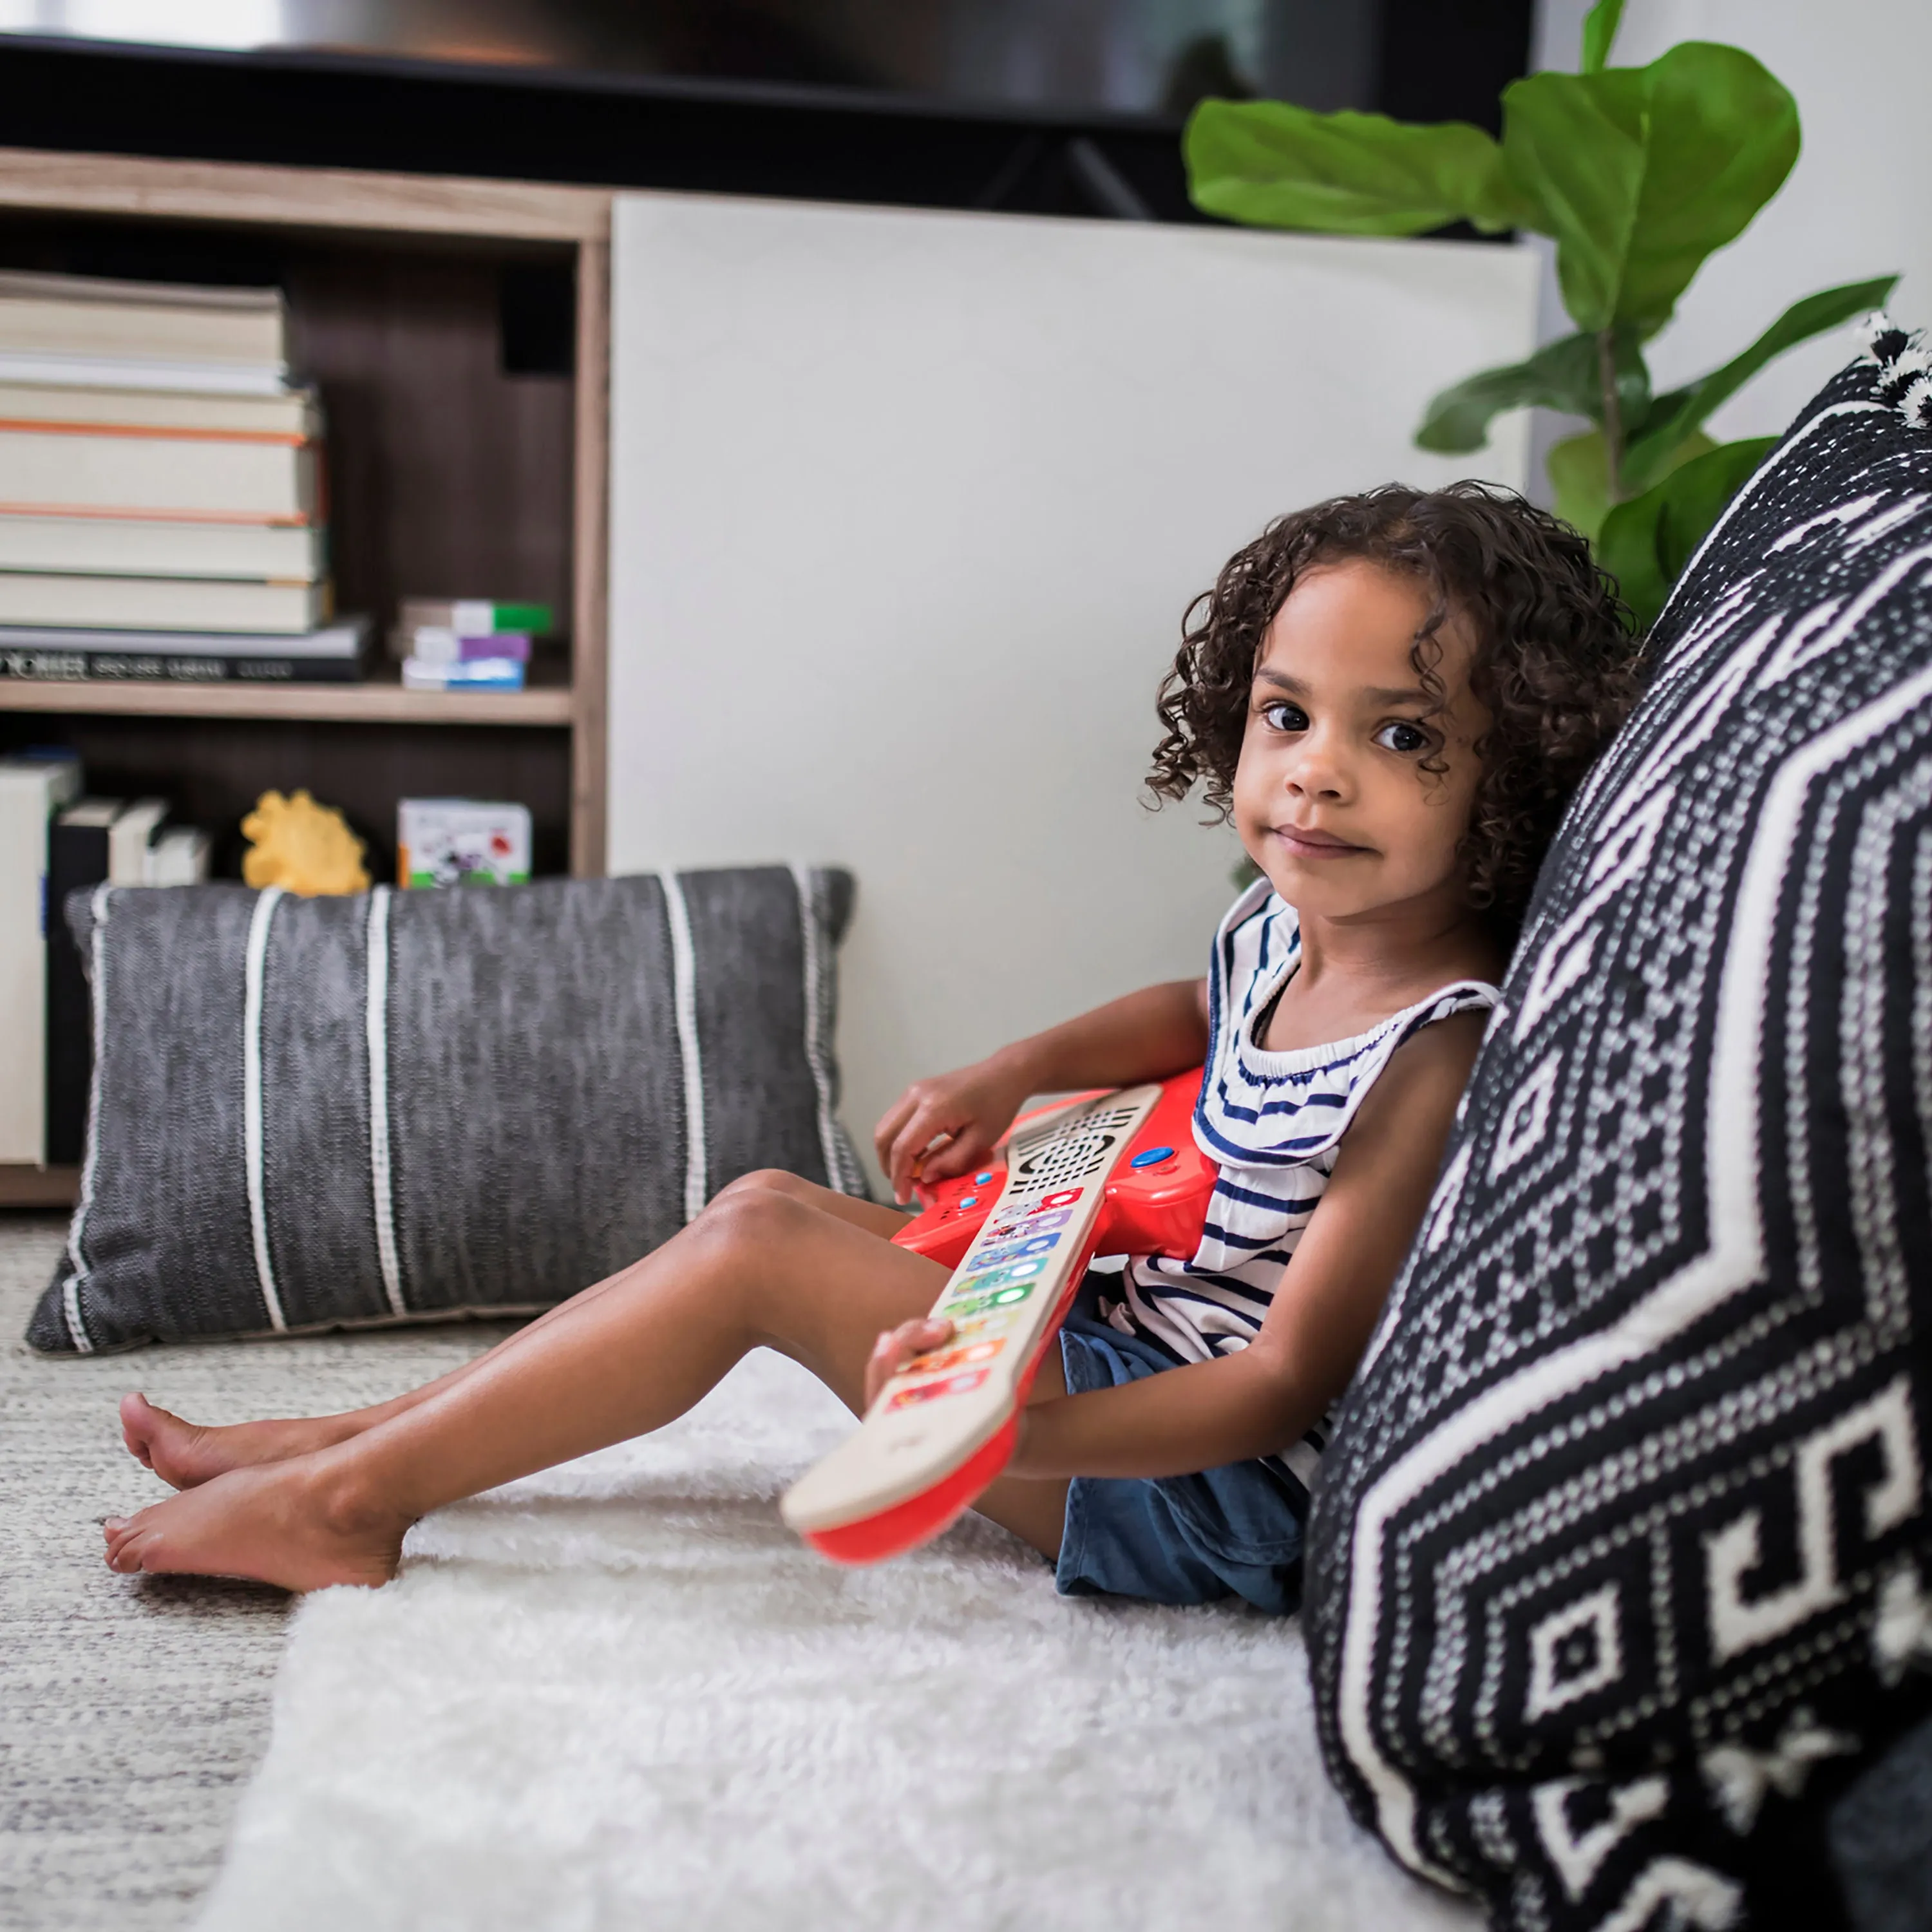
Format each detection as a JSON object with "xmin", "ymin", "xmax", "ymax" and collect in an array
[
  {"xmin": 0, "ymin": 777, "xmax": 50, "ymax": 1160},
  {"xmin": 0, "ymin": 428, "xmax": 317, "ymax": 521},
  {"xmin": 0, "ymin": 648, "xmax": 361, "ymax": 684},
  {"xmin": 45, "ymin": 821, "xmax": 106, "ymax": 1167},
  {"xmin": 0, "ymin": 513, "xmax": 325, "ymax": 581}
]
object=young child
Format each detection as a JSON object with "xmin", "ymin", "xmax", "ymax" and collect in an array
[{"xmin": 106, "ymin": 482, "xmax": 1637, "ymax": 1610}]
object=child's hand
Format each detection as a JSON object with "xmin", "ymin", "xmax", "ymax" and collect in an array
[
  {"xmin": 864, "ymin": 1316, "xmax": 954, "ymax": 1410},
  {"xmin": 874, "ymin": 1059, "xmax": 1032, "ymax": 1204}
]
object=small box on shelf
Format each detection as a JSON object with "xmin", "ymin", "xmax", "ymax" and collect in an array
[
  {"xmin": 401, "ymin": 656, "xmax": 526, "ymax": 692},
  {"xmin": 399, "ymin": 798, "xmax": 531, "ymax": 887}
]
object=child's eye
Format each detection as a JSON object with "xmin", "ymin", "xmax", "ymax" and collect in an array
[
  {"xmin": 1374, "ymin": 720, "xmax": 1432, "ymax": 754},
  {"xmin": 1261, "ymin": 701, "xmax": 1308, "ymax": 734}
]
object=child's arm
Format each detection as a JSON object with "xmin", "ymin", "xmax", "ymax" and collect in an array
[
  {"xmin": 874, "ymin": 978, "xmax": 1209, "ymax": 1202},
  {"xmin": 1004, "ymin": 1010, "xmax": 1486, "ymax": 1481}
]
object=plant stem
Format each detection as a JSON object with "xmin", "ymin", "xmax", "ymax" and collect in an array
[{"xmin": 1597, "ymin": 328, "xmax": 1625, "ymax": 505}]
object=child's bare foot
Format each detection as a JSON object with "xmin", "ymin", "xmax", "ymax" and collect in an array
[
  {"xmin": 102, "ymin": 1455, "xmax": 408, "ymax": 1592},
  {"xmin": 120, "ymin": 1393, "xmax": 355, "ymax": 1490}
]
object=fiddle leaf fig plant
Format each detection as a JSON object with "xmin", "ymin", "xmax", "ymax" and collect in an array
[{"xmin": 1183, "ymin": 0, "xmax": 1896, "ymax": 629}]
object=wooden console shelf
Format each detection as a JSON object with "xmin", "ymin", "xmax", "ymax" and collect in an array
[
  {"xmin": 0, "ymin": 147, "xmax": 611, "ymax": 874},
  {"xmin": 0, "ymin": 668, "xmax": 576, "ymax": 727}
]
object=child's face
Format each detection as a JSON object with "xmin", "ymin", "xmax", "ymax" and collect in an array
[{"xmin": 1231, "ymin": 559, "xmax": 1486, "ymax": 925}]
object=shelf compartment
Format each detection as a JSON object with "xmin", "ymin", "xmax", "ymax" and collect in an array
[{"xmin": 0, "ymin": 709, "xmax": 573, "ymax": 882}]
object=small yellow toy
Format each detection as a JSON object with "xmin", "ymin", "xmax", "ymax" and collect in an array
[{"xmin": 241, "ymin": 789, "xmax": 372, "ymax": 896}]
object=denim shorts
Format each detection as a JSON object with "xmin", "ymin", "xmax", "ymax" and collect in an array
[{"xmin": 1052, "ymin": 1276, "xmax": 1306, "ymax": 1616}]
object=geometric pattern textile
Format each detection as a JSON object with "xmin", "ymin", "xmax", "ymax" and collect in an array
[
  {"xmin": 26, "ymin": 866, "xmax": 866, "ymax": 1354},
  {"xmin": 1305, "ymin": 321, "xmax": 1932, "ymax": 1931}
]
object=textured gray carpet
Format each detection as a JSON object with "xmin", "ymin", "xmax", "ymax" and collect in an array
[{"xmin": 0, "ymin": 1215, "xmax": 512, "ymax": 1930}]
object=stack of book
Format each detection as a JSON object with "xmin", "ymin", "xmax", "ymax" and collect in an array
[
  {"xmin": 0, "ymin": 270, "xmax": 367, "ymax": 684},
  {"xmin": 0, "ymin": 755, "xmax": 209, "ymax": 1167},
  {"xmin": 393, "ymin": 598, "xmax": 549, "ymax": 692}
]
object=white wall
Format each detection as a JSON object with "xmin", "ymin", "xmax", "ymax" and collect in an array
[
  {"xmin": 607, "ymin": 194, "xmax": 1536, "ymax": 1186},
  {"xmin": 1531, "ymin": 0, "xmax": 1932, "ymax": 443}
]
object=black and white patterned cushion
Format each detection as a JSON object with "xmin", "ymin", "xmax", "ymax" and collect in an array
[
  {"xmin": 1305, "ymin": 321, "xmax": 1932, "ymax": 1930},
  {"xmin": 26, "ymin": 866, "xmax": 866, "ymax": 1354}
]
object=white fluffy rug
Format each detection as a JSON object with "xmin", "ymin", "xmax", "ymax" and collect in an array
[{"xmin": 193, "ymin": 1348, "xmax": 1479, "ymax": 1932}]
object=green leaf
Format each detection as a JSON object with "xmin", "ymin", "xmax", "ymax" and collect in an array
[
  {"xmin": 1417, "ymin": 335, "xmax": 1600, "ymax": 452},
  {"xmin": 1597, "ymin": 435, "xmax": 1777, "ymax": 630},
  {"xmin": 1549, "ymin": 430, "xmax": 1615, "ymax": 542},
  {"xmin": 1550, "ymin": 419, "xmax": 1714, "ymax": 544},
  {"xmin": 1621, "ymin": 274, "xmax": 1899, "ymax": 493},
  {"xmin": 1500, "ymin": 68, "xmax": 1645, "ymax": 326},
  {"xmin": 1184, "ymin": 99, "xmax": 1532, "ymax": 236},
  {"xmin": 1621, "ymin": 47, "xmax": 1802, "ymax": 330},
  {"xmin": 1501, "ymin": 44, "xmax": 1799, "ymax": 333},
  {"xmin": 1417, "ymin": 327, "xmax": 1650, "ymax": 453},
  {"xmin": 1581, "ymin": 0, "xmax": 1625, "ymax": 74}
]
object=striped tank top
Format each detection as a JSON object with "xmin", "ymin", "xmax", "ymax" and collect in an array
[{"xmin": 1097, "ymin": 879, "xmax": 1499, "ymax": 1500}]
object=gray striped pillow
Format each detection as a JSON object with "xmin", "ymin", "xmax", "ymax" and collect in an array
[{"xmin": 27, "ymin": 867, "xmax": 866, "ymax": 1354}]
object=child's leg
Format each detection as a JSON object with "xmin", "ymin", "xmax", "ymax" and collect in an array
[
  {"xmin": 104, "ymin": 1182, "xmax": 1072, "ymax": 1591},
  {"xmin": 123, "ymin": 1172, "xmax": 908, "ymax": 1490}
]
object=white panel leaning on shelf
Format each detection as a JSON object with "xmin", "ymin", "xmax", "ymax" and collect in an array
[
  {"xmin": 0, "ymin": 269, "xmax": 350, "ymax": 663},
  {"xmin": 0, "ymin": 752, "xmax": 80, "ymax": 1164}
]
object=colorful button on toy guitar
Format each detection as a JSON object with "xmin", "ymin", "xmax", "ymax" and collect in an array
[
  {"xmin": 971, "ymin": 1232, "xmax": 1060, "ymax": 1268},
  {"xmin": 908, "ymin": 1339, "xmax": 1005, "ymax": 1375},
  {"xmin": 975, "ymin": 1172, "xmax": 994, "ymax": 1186},
  {"xmin": 1130, "ymin": 1146, "xmax": 1175, "ymax": 1168},
  {"xmin": 886, "ymin": 1367, "xmax": 990, "ymax": 1410},
  {"xmin": 947, "ymin": 1281, "xmax": 1036, "ymax": 1318},
  {"xmin": 950, "ymin": 1260, "xmax": 1043, "ymax": 1296},
  {"xmin": 988, "ymin": 1207, "xmax": 1074, "ymax": 1240}
]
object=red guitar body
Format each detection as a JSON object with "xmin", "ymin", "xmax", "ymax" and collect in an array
[{"xmin": 892, "ymin": 1069, "xmax": 1213, "ymax": 1270}]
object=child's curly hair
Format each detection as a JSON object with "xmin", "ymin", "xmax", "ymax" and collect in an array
[{"xmin": 1148, "ymin": 482, "xmax": 1642, "ymax": 933}]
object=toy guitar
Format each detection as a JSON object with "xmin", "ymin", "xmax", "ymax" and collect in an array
[{"xmin": 780, "ymin": 1066, "xmax": 1214, "ymax": 1566}]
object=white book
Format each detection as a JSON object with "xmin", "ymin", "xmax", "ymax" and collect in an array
[
  {"xmin": 0, "ymin": 354, "xmax": 290, "ymax": 395},
  {"xmin": 0, "ymin": 426, "xmax": 317, "ymax": 521},
  {"xmin": 109, "ymin": 799, "xmax": 169, "ymax": 887},
  {"xmin": 0, "ymin": 271, "xmax": 287, "ymax": 366},
  {"xmin": 0, "ymin": 513, "xmax": 325, "ymax": 582},
  {"xmin": 0, "ymin": 754, "xmax": 82, "ymax": 1163},
  {"xmin": 0, "ymin": 573, "xmax": 330, "ymax": 634},
  {"xmin": 144, "ymin": 826, "xmax": 209, "ymax": 887},
  {"xmin": 0, "ymin": 380, "xmax": 319, "ymax": 437}
]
